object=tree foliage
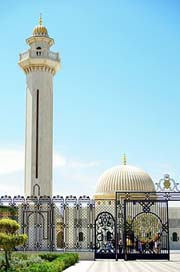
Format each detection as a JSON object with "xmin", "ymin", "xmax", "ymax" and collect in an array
[
  {"xmin": 0, "ymin": 218, "xmax": 19, "ymax": 234},
  {"xmin": 0, "ymin": 218, "xmax": 27, "ymax": 271}
]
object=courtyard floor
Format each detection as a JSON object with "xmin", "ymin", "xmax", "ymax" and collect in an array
[{"xmin": 65, "ymin": 253, "xmax": 180, "ymax": 272}]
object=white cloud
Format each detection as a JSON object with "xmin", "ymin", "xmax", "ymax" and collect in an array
[
  {"xmin": 53, "ymin": 151, "xmax": 100, "ymax": 170},
  {"xmin": 0, "ymin": 183, "xmax": 23, "ymax": 196},
  {"xmin": 0, "ymin": 148, "xmax": 24, "ymax": 174},
  {"xmin": 0, "ymin": 147, "xmax": 100, "ymax": 174},
  {"xmin": 53, "ymin": 153, "xmax": 67, "ymax": 167},
  {"xmin": 68, "ymin": 160, "xmax": 99, "ymax": 169},
  {"xmin": 0, "ymin": 147, "xmax": 101, "ymax": 197},
  {"xmin": 53, "ymin": 167, "xmax": 99, "ymax": 197}
]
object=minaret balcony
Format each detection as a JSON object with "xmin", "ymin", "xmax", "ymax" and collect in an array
[
  {"xmin": 19, "ymin": 49, "xmax": 60, "ymax": 73},
  {"xmin": 19, "ymin": 49, "xmax": 60, "ymax": 62}
]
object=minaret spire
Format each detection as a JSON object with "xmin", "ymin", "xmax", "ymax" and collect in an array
[
  {"xmin": 122, "ymin": 153, "xmax": 127, "ymax": 165},
  {"xmin": 39, "ymin": 13, "xmax": 42, "ymax": 25}
]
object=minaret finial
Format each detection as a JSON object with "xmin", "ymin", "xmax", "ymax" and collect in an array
[
  {"xmin": 122, "ymin": 153, "xmax": 127, "ymax": 165},
  {"xmin": 39, "ymin": 13, "xmax": 43, "ymax": 25}
]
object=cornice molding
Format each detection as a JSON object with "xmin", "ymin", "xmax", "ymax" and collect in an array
[{"xmin": 23, "ymin": 64, "xmax": 56, "ymax": 75}]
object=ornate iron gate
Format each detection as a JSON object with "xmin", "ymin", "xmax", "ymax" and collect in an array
[
  {"xmin": 116, "ymin": 192, "xmax": 172, "ymax": 261},
  {"xmin": 95, "ymin": 212, "xmax": 116, "ymax": 259},
  {"xmin": 124, "ymin": 199, "xmax": 169, "ymax": 260}
]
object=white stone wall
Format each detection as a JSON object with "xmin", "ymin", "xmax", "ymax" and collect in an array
[{"xmin": 169, "ymin": 207, "xmax": 180, "ymax": 250}]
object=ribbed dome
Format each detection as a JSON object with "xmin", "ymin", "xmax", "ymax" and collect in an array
[
  {"xmin": 94, "ymin": 164, "xmax": 155, "ymax": 199},
  {"xmin": 32, "ymin": 16, "xmax": 48, "ymax": 37},
  {"xmin": 33, "ymin": 25, "xmax": 48, "ymax": 36}
]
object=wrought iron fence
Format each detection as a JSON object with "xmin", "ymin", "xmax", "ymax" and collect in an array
[
  {"xmin": 0, "ymin": 195, "xmax": 96, "ymax": 252},
  {"xmin": 0, "ymin": 189, "xmax": 180, "ymax": 260}
]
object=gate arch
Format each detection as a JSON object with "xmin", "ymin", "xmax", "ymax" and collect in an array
[{"xmin": 95, "ymin": 211, "xmax": 115, "ymax": 259}]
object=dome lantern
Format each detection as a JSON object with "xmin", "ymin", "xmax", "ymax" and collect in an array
[{"xmin": 32, "ymin": 14, "xmax": 49, "ymax": 37}]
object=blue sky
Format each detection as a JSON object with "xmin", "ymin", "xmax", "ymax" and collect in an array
[{"xmin": 0, "ymin": 0, "xmax": 180, "ymax": 196}]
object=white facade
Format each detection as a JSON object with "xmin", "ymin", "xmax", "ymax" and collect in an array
[
  {"xmin": 18, "ymin": 19, "xmax": 60, "ymax": 197},
  {"xmin": 169, "ymin": 207, "xmax": 180, "ymax": 250}
]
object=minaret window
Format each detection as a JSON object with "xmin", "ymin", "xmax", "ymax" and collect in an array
[
  {"xmin": 36, "ymin": 47, "xmax": 42, "ymax": 56},
  {"xmin": 33, "ymin": 184, "xmax": 40, "ymax": 196}
]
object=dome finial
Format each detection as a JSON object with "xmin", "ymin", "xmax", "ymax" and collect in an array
[
  {"xmin": 32, "ymin": 14, "xmax": 48, "ymax": 36},
  {"xmin": 39, "ymin": 13, "xmax": 43, "ymax": 25},
  {"xmin": 122, "ymin": 153, "xmax": 127, "ymax": 165}
]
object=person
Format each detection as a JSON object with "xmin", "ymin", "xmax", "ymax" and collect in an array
[
  {"xmin": 118, "ymin": 239, "xmax": 123, "ymax": 253},
  {"xmin": 138, "ymin": 240, "xmax": 142, "ymax": 254},
  {"xmin": 126, "ymin": 236, "xmax": 131, "ymax": 253},
  {"xmin": 107, "ymin": 241, "xmax": 113, "ymax": 253},
  {"xmin": 135, "ymin": 238, "xmax": 139, "ymax": 252},
  {"xmin": 157, "ymin": 240, "xmax": 161, "ymax": 254},
  {"xmin": 154, "ymin": 240, "xmax": 158, "ymax": 253},
  {"xmin": 149, "ymin": 240, "xmax": 154, "ymax": 253}
]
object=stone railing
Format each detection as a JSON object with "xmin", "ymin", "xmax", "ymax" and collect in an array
[
  {"xmin": 19, "ymin": 51, "xmax": 29, "ymax": 60},
  {"xmin": 19, "ymin": 49, "xmax": 60, "ymax": 62}
]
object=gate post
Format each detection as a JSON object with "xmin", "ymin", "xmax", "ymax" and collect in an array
[{"xmin": 115, "ymin": 192, "xmax": 118, "ymax": 261}]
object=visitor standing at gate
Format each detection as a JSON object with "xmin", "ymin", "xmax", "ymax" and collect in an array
[
  {"xmin": 157, "ymin": 240, "xmax": 161, "ymax": 254},
  {"xmin": 138, "ymin": 240, "xmax": 142, "ymax": 253},
  {"xmin": 126, "ymin": 236, "xmax": 131, "ymax": 253},
  {"xmin": 107, "ymin": 241, "xmax": 113, "ymax": 253},
  {"xmin": 118, "ymin": 239, "xmax": 123, "ymax": 253}
]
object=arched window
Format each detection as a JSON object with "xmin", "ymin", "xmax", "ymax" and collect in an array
[
  {"xmin": 79, "ymin": 232, "xmax": 84, "ymax": 242},
  {"xmin": 33, "ymin": 184, "xmax": 40, "ymax": 196},
  {"xmin": 57, "ymin": 231, "xmax": 64, "ymax": 248},
  {"xmin": 172, "ymin": 232, "xmax": 178, "ymax": 242},
  {"xmin": 36, "ymin": 47, "xmax": 42, "ymax": 56}
]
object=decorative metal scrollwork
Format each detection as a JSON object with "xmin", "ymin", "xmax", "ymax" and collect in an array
[
  {"xmin": 132, "ymin": 213, "xmax": 162, "ymax": 243},
  {"xmin": 156, "ymin": 174, "xmax": 180, "ymax": 192},
  {"xmin": 95, "ymin": 212, "xmax": 115, "ymax": 254}
]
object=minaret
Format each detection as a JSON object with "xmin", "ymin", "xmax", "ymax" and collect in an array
[{"xmin": 18, "ymin": 16, "xmax": 60, "ymax": 197}]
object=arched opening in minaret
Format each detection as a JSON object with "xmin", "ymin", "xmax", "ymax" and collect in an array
[
  {"xmin": 36, "ymin": 47, "xmax": 42, "ymax": 56},
  {"xmin": 33, "ymin": 184, "xmax": 40, "ymax": 196}
]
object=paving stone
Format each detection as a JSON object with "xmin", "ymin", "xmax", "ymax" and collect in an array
[{"xmin": 65, "ymin": 254, "xmax": 180, "ymax": 272}]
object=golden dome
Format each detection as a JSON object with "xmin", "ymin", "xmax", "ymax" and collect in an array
[
  {"xmin": 94, "ymin": 164, "xmax": 155, "ymax": 199},
  {"xmin": 33, "ymin": 25, "xmax": 48, "ymax": 36},
  {"xmin": 32, "ymin": 15, "xmax": 48, "ymax": 37}
]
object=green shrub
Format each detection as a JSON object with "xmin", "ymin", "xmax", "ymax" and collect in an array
[
  {"xmin": 22, "ymin": 260, "xmax": 64, "ymax": 272},
  {"xmin": 23, "ymin": 262, "xmax": 51, "ymax": 272},
  {"xmin": 57, "ymin": 253, "xmax": 79, "ymax": 270},
  {"xmin": 5, "ymin": 254, "xmax": 43, "ymax": 272},
  {"xmin": 0, "ymin": 252, "xmax": 79, "ymax": 272},
  {"xmin": 39, "ymin": 252, "xmax": 79, "ymax": 265},
  {"xmin": 38, "ymin": 253, "xmax": 79, "ymax": 271},
  {"xmin": 11, "ymin": 252, "xmax": 29, "ymax": 260},
  {"xmin": 39, "ymin": 253, "xmax": 61, "ymax": 262}
]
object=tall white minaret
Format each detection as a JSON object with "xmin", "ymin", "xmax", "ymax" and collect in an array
[{"xmin": 18, "ymin": 16, "xmax": 60, "ymax": 197}]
